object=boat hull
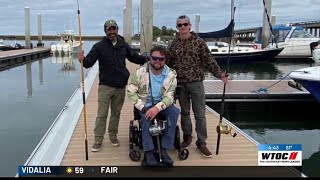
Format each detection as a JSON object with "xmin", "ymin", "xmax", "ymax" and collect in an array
[
  {"xmin": 212, "ymin": 47, "xmax": 284, "ymax": 64},
  {"xmin": 293, "ymin": 79, "xmax": 320, "ymax": 103},
  {"xmin": 289, "ymin": 66, "xmax": 320, "ymax": 103}
]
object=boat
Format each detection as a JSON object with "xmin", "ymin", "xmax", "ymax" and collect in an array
[
  {"xmin": 0, "ymin": 38, "xmax": 24, "ymax": 51},
  {"xmin": 289, "ymin": 66, "xmax": 320, "ymax": 103},
  {"xmin": 205, "ymin": 41, "xmax": 284, "ymax": 64},
  {"xmin": 255, "ymin": 25, "xmax": 320, "ymax": 59},
  {"xmin": 198, "ymin": 8, "xmax": 284, "ymax": 65},
  {"xmin": 50, "ymin": 30, "xmax": 83, "ymax": 56}
]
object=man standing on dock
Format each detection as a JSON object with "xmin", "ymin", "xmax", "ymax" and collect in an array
[
  {"xmin": 166, "ymin": 15, "xmax": 228, "ymax": 158},
  {"xmin": 78, "ymin": 19, "xmax": 146, "ymax": 152}
]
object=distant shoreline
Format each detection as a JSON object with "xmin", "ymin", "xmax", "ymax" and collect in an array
[{"xmin": 0, "ymin": 35, "xmax": 104, "ymax": 41}]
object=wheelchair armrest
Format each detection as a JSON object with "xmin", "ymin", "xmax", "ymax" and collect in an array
[{"xmin": 133, "ymin": 107, "xmax": 142, "ymax": 120}]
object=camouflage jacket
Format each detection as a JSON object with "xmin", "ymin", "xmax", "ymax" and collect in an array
[
  {"xmin": 127, "ymin": 62, "xmax": 177, "ymax": 112},
  {"xmin": 166, "ymin": 31, "xmax": 223, "ymax": 83}
]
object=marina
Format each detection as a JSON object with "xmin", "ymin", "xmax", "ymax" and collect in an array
[{"xmin": 1, "ymin": 0, "xmax": 320, "ymax": 178}]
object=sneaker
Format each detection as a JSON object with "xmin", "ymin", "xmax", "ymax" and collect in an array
[
  {"xmin": 181, "ymin": 135, "xmax": 192, "ymax": 148},
  {"xmin": 91, "ymin": 143, "xmax": 102, "ymax": 152},
  {"xmin": 110, "ymin": 138, "xmax": 120, "ymax": 147},
  {"xmin": 197, "ymin": 146, "xmax": 213, "ymax": 158}
]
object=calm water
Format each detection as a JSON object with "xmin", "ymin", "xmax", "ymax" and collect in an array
[
  {"xmin": 206, "ymin": 60, "xmax": 320, "ymax": 177},
  {"xmin": 0, "ymin": 41, "xmax": 95, "ymax": 177},
  {"xmin": 1, "ymin": 40, "xmax": 319, "ymax": 177}
]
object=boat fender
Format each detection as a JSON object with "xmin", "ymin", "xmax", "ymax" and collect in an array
[{"xmin": 288, "ymin": 81, "xmax": 303, "ymax": 91}]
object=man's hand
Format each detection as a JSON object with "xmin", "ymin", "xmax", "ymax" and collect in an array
[
  {"xmin": 145, "ymin": 106, "xmax": 160, "ymax": 120},
  {"xmin": 78, "ymin": 50, "xmax": 84, "ymax": 63},
  {"xmin": 220, "ymin": 71, "xmax": 229, "ymax": 84}
]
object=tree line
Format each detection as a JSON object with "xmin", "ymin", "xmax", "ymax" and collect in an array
[{"xmin": 132, "ymin": 25, "xmax": 177, "ymax": 40}]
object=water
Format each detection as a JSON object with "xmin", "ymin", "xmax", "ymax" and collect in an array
[
  {"xmin": 0, "ymin": 41, "xmax": 96, "ymax": 177},
  {"xmin": 206, "ymin": 60, "xmax": 320, "ymax": 177}
]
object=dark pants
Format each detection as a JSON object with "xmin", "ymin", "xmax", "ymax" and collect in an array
[
  {"xmin": 179, "ymin": 81, "xmax": 208, "ymax": 147},
  {"xmin": 140, "ymin": 105, "xmax": 180, "ymax": 152}
]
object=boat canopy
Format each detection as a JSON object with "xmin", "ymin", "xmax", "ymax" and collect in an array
[{"xmin": 197, "ymin": 20, "xmax": 234, "ymax": 39}]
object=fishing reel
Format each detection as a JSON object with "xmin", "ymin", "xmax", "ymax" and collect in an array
[
  {"xmin": 216, "ymin": 123, "xmax": 237, "ymax": 137},
  {"xmin": 149, "ymin": 119, "xmax": 166, "ymax": 136}
]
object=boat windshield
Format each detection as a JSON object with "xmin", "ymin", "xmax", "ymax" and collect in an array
[
  {"xmin": 271, "ymin": 29, "xmax": 291, "ymax": 42},
  {"xmin": 290, "ymin": 29, "xmax": 314, "ymax": 38}
]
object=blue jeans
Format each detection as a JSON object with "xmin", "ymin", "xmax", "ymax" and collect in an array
[{"xmin": 139, "ymin": 105, "xmax": 180, "ymax": 152}]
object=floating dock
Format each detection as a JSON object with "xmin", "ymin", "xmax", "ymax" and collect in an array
[
  {"xmin": 20, "ymin": 61, "xmax": 303, "ymax": 177},
  {"xmin": 0, "ymin": 48, "xmax": 50, "ymax": 70}
]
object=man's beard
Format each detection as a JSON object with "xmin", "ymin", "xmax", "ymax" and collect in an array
[
  {"xmin": 150, "ymin": 63, "xmax": 164, "ymax": 71},
  {"xmin": 107, "ymin": 33, "xmax": 117, "ymax": 41}
]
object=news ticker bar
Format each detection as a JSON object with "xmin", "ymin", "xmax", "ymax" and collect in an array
[{"xmin": 18, "ymin": 166, "xmax": 302, "ymax": 177}]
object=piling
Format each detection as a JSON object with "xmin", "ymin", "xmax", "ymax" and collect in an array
[
  {"xmin": 25, "ymin": 7, "xmax": 31, "ymax": 49},
  {"xmin": 195, "ymin": 14, "xmax": 200, "ymax": 33},
  {"xmin": 37, "ymin": 13, "xmax": 43, "ymax": 47},
  {"xmin": 262, "ymin": 0, "xmax": 272, "ymax": 48},
  {"xmin": 125, "ymin": 0, "xmax": 132, "ymax": 45},
  {"xmin": 140, "ymin": 0, "xmax": 153, "ymax": 54}
]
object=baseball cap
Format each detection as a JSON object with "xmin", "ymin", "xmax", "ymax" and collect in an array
[
  {"xmin": 176, "ymin": 15, "xmax": 191, "ymax": 24},
  {"xmin": 104, "ymin": 19, "xmax": 118, "ymax": 30}
]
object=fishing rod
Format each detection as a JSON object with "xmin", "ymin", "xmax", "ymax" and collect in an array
[
  {"xmin": 77, "ymin": 0, "xmax": 89, "ymax": 161},
  {"xmin": 216, "ymin": 6, "xmax": 237, "ymax": 156}
]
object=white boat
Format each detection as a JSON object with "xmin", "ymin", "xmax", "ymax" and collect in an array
[
  {"xmin": 50, "ymin": 30, "xmax": 83, "ymax": 56},
  {"xmin": 255, "ymin": 25, "xmax": 320, "ymax": 58},
  {"xmin": 289, "ymin": 66, "xmax": 320, "ymax": 103},
  {"xmin": 0, "ymin": 38, "xmax": 23, "ymax": 51}
]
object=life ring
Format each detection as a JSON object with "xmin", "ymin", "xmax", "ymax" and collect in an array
[{"xmin": 252, "ymin": 44, "xmax": 258, "ymax": 49}]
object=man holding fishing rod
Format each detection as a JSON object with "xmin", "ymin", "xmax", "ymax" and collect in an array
[
  {"xmin": 166, "ymin": 15, "xmax": 228, "ymax": 158},
  {"xmin": 78, "ymin": 19, "xmax": 147, "ymax": 152}
]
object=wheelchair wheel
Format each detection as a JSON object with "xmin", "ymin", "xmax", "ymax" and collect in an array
[
  {"xmin": 178, "ymin": 148, "xmax": 189, "ymax": 160},
  {"xmin": 129, "ymin": 149, "xmax": 141, "ymax": 161},
  {"xmin": 129, "ymin": 120, "xmax": 134, "ymax": 144},
  {"xmin": 174, "ymin": 126, "xmax": 181, "ymax": 150}
]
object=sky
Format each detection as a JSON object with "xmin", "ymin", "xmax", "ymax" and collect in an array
[{"xmin": 0, "ymin": 0, "xmax": 319, "ymax": 36}]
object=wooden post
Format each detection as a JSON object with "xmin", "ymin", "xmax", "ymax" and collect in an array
[
  {"xmin": 195, "ymin": 14, "xmax": 200, "ymax": 33},
  {"xmin": 262, "ymin": 0, "xmax": 272, "ymax": 49},
  {"xmin": 25, "ymin": 7, "xmax": 31, "ymax": 49},
  {"xmin": 140, "ymin": 0, "xmax": 153, "ymax": 55},
  {"xmin": 37, "ymin": 13, "xmax": 43, "ymax": 47}
]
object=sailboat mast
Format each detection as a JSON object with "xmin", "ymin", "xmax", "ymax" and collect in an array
[{"xmin": 231, "ymin": 0, "xmax": 235, "ymax": 47}]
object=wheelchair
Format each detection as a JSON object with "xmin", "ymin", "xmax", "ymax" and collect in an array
[
  {"xmin": 129, "ymin": 86, "xmax": 188, "ymax": 164},
  {"xmin": 129, "ymin": 107, "xmax": 189, "ymax": 165}
]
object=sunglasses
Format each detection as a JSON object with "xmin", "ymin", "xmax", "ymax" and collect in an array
[
  {"xmin": 177, "ymin": 23, "xmax": 189, "ymax": 27},
  {"xmin": 151, "ymin": 56, "xmax": 166, "ymax": 62}
]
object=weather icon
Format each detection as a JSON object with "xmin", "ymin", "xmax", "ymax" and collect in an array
[{"xmin": 66, "ymin": 167, "xmax": 73, "ymax": 174}]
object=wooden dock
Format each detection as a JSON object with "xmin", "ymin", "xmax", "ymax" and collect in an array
[
  {"xmin": 58, "ymin": 62, "xmax": 303, "ymax": 177},
  {"xmin": 0, "ymin": 48, "xmax": 50, "ymax": 70},
  {"xmin": 203, "ymin": 80, "xmax": 312, "ymax": 102}
]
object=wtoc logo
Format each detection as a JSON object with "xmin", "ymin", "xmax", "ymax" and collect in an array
[{"xmin": 258, "ymin": 144, "xmax": 302, "ymax": 166}]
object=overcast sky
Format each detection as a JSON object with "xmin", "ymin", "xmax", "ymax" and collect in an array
[{"xmin": 0, "ymin": 0, "xmax": 319, "ymax": 36}]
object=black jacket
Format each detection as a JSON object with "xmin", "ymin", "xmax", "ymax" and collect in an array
[{"xmin": 83, "ymin": 35, "xmax": 146, "ymax": 88}]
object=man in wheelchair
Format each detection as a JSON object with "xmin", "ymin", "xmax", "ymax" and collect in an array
[{"xmin": 127, "ymin": 45, "xmax": 179, "ymax": 166}]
